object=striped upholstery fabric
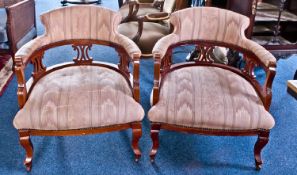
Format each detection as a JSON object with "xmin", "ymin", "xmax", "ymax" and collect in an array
[
  {"xmin": 15, "ymin": 6, "xmax": 141, "ymax": 64},
  {"xmin": 14, "ymin": 66, "xmax": 144, "ymax": 130},
  {"xmin": 148, "ymin": 67, "xmax": 275, "ymax": 130},
  {"xmin": 152, "ymin": 7, "xmax": 276, "ymax": 67}
]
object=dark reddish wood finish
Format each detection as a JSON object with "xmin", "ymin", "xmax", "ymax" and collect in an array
[
  {"xmin": 14, "ymin": 39, "xmax": 142, "ymax": 171},
  {"xmin": 150, "ymin": 40, "xmax": 276, "ymax": 170},
  {"xmin": 19, "ymin": 130, "xmax": 33, "ymax": 171}
]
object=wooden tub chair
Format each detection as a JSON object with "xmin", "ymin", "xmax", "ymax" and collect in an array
[
  {"xmin": 148, "ymin": 7, "xmax": 276, "ymax": 170},
  {"xmin": 119, "ymin": 0, "xmax": 187, "ymax": 22},
  {"xmin": 13, "ymin": 6, "xmax": 144, "ymax": 171},
  {"xmin": 118, "ymin": 0, "xmax": 188, "ymax": 57}
]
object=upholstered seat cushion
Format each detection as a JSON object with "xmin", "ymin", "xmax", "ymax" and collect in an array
[
  {"xmin": 148, "ymin": 66, "xmax": 275, "ymax": 130},
  {"xmin": 119, "ymin": 4, "xmax": 160, "ymax": 18},
  {"xmin": 118, "ymin": 21, "xmax": 170, "ymax": 55},
  {"xmin": 14, "ymin": 65, "xmax": 144, "ymax": 130}
]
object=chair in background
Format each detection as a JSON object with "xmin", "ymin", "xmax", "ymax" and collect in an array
[
  {"xmin": 119, "ymin": 0, "xmax": 186, "ymax": 22},
  {"xmin": 0, "ymin": 0, "xmax": 37, "ymax": 66},
  {"xmin": 148, "ymin": 7, "xmax": 276, "ymax": 170},
  {"xmin": 118, "ymin": 0, "xmax": 188, "ymax": 57},
  {"xmin": 13, "ymin": 6, "xmax": 144, "ymax": 171}
]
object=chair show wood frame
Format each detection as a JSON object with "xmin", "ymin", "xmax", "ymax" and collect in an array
[
  {"xmin": 15, "ymin": 39, "xmax": 142, "ymax": 171},
  {"xmin": 149, "ymin": 40, "xmax": 276, "ymax": 170}
]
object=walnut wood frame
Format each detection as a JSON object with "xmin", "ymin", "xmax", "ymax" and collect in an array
[
  {"xmin": 14, "ymin": 39, "xmax": 142, "ymax": 171},
  {"xmin": 0, "ymin": 0, "xmax": 36, "ymax": 67},
  {"xmin": 149, "ymin": 40, "xmax": 276, "ymax": 170}
]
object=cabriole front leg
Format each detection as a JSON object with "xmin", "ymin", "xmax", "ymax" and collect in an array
[
  {"xmin": 131, "ymin": 122, "xmax": 142, "ymax": 162},
  {"xmin": 19, "ymin": 130, "xmax": 33, "ymax": 171},
  {"xmin": 254, "ymin": 131, "xmax": 270, "ymax": 170},
  {"xmin": 150, "ymin": 123, "xmax": 161, "ymax": 163}
]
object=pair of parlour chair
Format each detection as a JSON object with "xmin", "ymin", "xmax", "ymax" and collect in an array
[{"xmin": 13, "ymin": 5, "xmax": 276, "ymax": 171}]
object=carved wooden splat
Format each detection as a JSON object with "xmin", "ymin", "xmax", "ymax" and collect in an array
[
  {"xmin": 195, "ymin": 45, "xmax": 215, "ymax": 63},
  {"xmin": 72, "ymin": 44, "xmax": 93, "ymax": 64},
  {"xmin": 31, "ymin": 51, "xmax": 46, "ymax": 80}
]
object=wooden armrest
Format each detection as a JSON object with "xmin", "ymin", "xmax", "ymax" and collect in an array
[
  {"xmin": 243, "ymin": 39, "xmax": 276, "ymax": 68},
  {"xmin": 6, "ymin": 0, "xmax": 36, "ymax": 54}
]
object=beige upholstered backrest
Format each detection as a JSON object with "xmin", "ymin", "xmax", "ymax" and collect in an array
[
  {"xmin": 170, "ymin": 7, "xmax": 250, "ymax": 45},
  {"xmin": 41, "ymin": 6, "xmax": 134, "ymax": 46},
  {"xmin": 153, "ymin": 7, "xmax": 276, "ymax": 66},
  {"xmin": 16, "ymin": 6, "xmax": 141, "ymax": 63}
]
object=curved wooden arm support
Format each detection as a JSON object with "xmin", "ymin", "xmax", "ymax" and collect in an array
[
  {"xmin": 15, "ymin": 57, "xmax": 27, "ymax": 108},
  {"xmin": 152, "ymin": 54, "xmax": 161, "ymax": 105},
  {"xmin": 132, "ymin": 54, "xmax": 141, "ymax": 103},
  {"xmin": 262, "ymin": 66, "xmax": 276, "ymax": 110}
]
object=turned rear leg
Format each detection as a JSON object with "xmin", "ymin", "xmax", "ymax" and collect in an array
[
  {"xmin": 254, "ymin": 131, "xmax": 270, "ymax": 170},
  {"xmin": 150, "ymin": 123, "xmax": 161, "ymax": 163},
  {"xmin": 131, "ymin": 122, "xmax": 142, "ymax": 162},
  {"xmin": 19, "ymin": 130, "xmax": 33, "ymax": 171}
]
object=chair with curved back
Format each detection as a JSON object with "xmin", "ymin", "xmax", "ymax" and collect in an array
[
  {"xmin": 148, "ymin": 7, "xmax": 277, "ymax": 170},
  {"xmin": 13, "ymin": 6, "xmax": 144, "ymax": 171},
  {"xmin": 119, "ymin": 0, "xmax": 184, "ymax": 22},
  {"xmin": 118, "ymin": 0, "xmax": 188, "ymax": 57}
]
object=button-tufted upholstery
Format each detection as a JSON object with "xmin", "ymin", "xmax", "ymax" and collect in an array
[{"xmin": 148, "ymin": 66, "xmax": 275, "ymax": 130}]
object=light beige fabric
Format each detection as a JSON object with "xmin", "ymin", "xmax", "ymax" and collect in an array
[
  {"xmin": 15, "ymin": 6, "xmax": 141, "ymax": 64},
  {"xmin": 148, "ymin": 66, "xmax": 275, "ymax": 130},
  {"xmin": 14, "ymin": 66, "xmax": 144, "ymax": 130},
  {"xmin": 152, "ymin": 7, "xmax": 276, "ymax": 67},
  {"xmin": 118, "ymin": 21, "xmax": 170, "ymax": 54}
]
